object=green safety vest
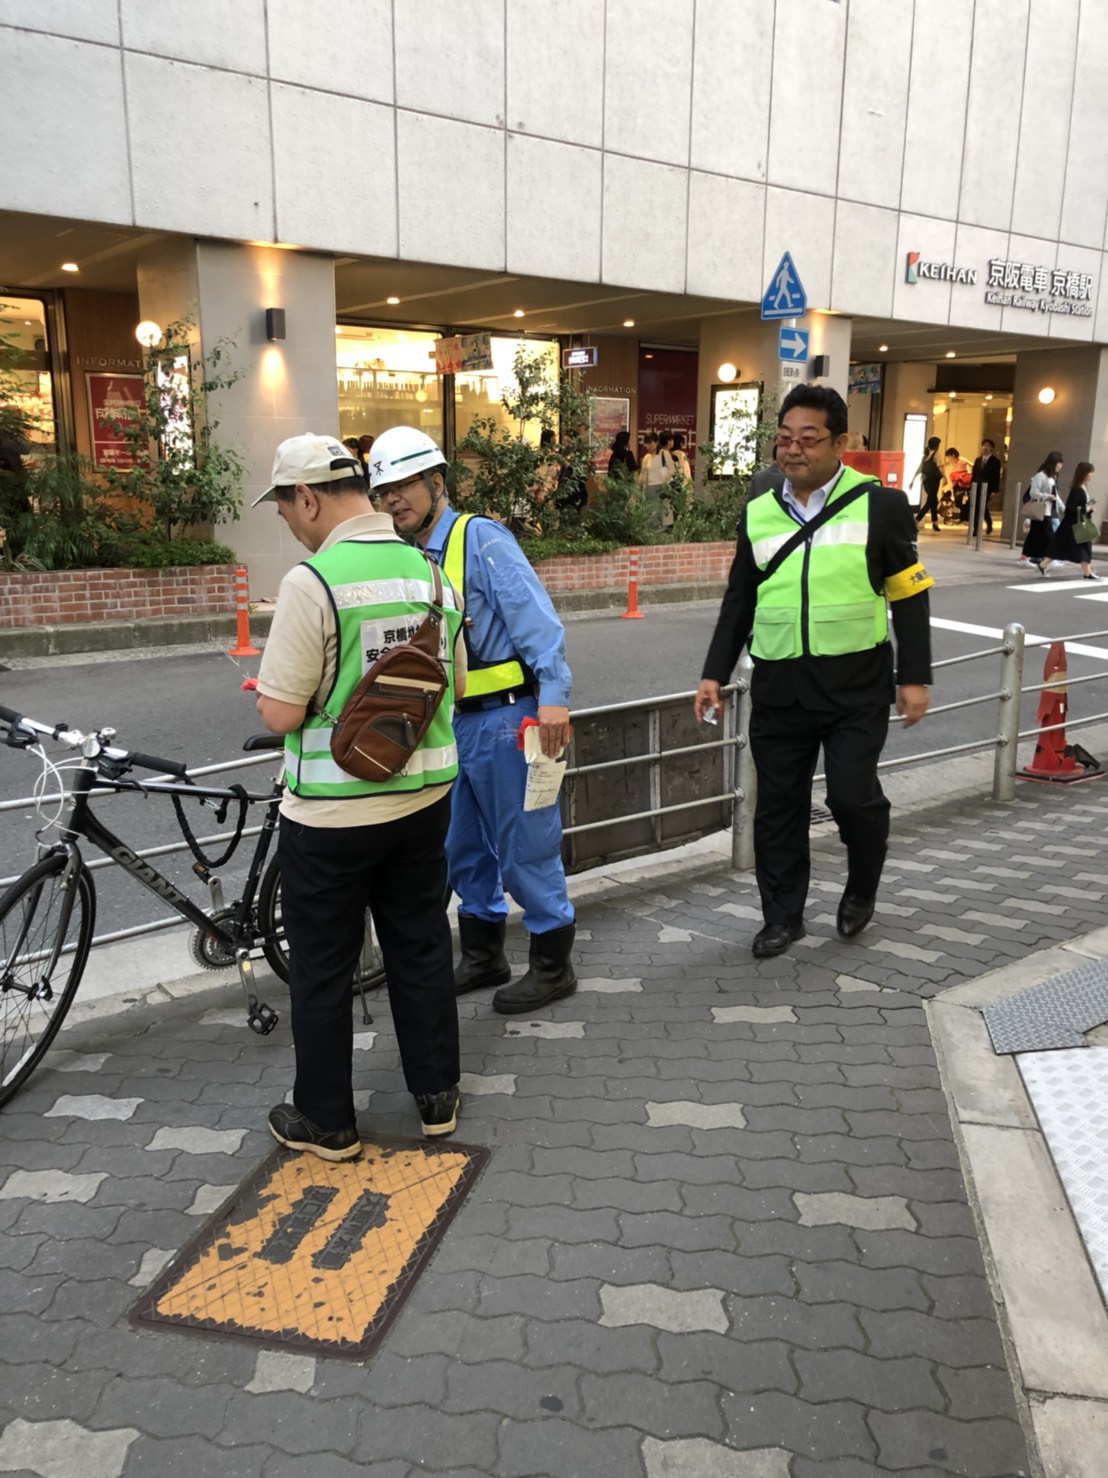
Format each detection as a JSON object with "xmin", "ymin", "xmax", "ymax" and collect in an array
[
  {"xmin": 285, "ymin": 538, "xmax": 462, "ymax": 799},
  {"xmin": 441, "ymin": 513, "xmax": 534, "ymax": 699},
  {"xmin": 746, "ymin": 466, "xmax": 888, "ymax": 662}
]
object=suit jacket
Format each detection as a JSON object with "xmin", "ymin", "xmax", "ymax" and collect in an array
[{"xmin": 971, "ymin": 454, "xmax": 1001, "ymax": 494}]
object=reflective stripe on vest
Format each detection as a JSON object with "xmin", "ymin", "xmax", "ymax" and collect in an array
[
  {"xmin": 441, "ymin": 513, "xmax": 529, "ymax": 697},
  {"xmin": 746, "ymin": 466, "xmax": 888, "ymax": 662},
  {"xmin": 284, "ymin": 539, "xmax": 462, "ymax": 799}
]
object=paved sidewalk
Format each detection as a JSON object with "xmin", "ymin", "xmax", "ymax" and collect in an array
[{"xmin": 3, "ymin": 779, "xmax": 1108, "ymax": 1476}]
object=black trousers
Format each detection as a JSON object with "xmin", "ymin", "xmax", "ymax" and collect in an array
[
  {"xmin": 915, "ymin": 487, "xmax": 940, "ymax": 528},
  {"xmin": 749, "ymin": 702, "xmax": 891, "ymax": 925},
  {"xmin": 277, "ymin": 793, "xmax": 459, "ymax": 1130}
]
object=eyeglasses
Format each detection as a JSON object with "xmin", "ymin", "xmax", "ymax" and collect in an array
[
  {"xmin": 775, "ymin": 432, "xmax": 833, "ymax": 451},
  {"xmin": 379, "ymin": 472, "xmax": 427, "ymax": 500}
]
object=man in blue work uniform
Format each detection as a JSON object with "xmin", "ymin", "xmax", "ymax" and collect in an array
[{"xmin": 372, "ymin": 426, "xmax": 577, "ymax": 1015}]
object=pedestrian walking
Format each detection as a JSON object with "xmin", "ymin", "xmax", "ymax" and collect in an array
[
  {"xmin": 1037, "ymin": 461, "xmax": 1099, "ymax": 580},
  {"xmin": 970, "ymin": 438, "xmax": 1001, "ymax": 535},
  {"xmin": 910, "ymin": 436, "xmax": 943, "ymax": 531},
  {"xmin": 1021, "ymin": 451, "xmax": 1064, "ymax": 564},
  {"xmin": 607, "ymin": 429, "xmax": 638, "ymax": 480},
  {"xmin": 253, "ymin": 433, "xmax": 466, "ymax": 1159},
  {"xmin": 694, "ymin": 386, "xmax": 933, "ymax": 958},
  {"xmin": 373, "ymin": 426, "xmax": 579, "ymax": 1016}
]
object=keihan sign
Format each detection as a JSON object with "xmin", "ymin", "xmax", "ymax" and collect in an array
[{"xmin": 905, "ymin": 251, "xmax": 1094, "ymax": 319}]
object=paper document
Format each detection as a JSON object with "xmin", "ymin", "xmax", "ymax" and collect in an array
[{"xmin": 522, "ymin": 725, "xmax": 567, "ymax": 812}]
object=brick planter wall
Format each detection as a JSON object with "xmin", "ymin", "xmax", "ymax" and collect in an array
[
  {"xmin": 533, "ymin": 542, "xmax": 734, "ymax": 592},
  {"xmin": 0, "ymin": 566, "xmax": 237, "ymax": 629}
]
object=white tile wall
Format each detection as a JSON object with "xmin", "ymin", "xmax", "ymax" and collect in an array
[
  {"xmin": 763, "ymin": 189, "xmax": 834, "ymax": 311},
  {"xmin": 394, "ymin": 0, "xmax": 504, "ymax": 128},
  {"xmin": 689, "ymin": 0, "xmax": 773, "ymax": 181},
  {"xmin": 950, "ymin": 222, "xmax": 1010, "ymax": 332},
  {"xmin": 892, "ymin": 214, "xmax": 956, "ymax": 324},
  {"xmin": 899, "ymin": 0, "xmax": 973, "ymax": 217},
  {"xmin": 958, "ymin": 0, "xmax": 1027, "ymax": 229},
  {"xmin": 603, "ymin": 0, "xmax": 695, "ymax": 167},
  {"xmin": 267, "ymin": 0, "xmax": 394, "ymax": 104},
  {"xmin": 1010, "ymin": 0, "xmax": 1079, "ymax": 242},
  {"xmin": 272, "ymin": 86, "xmax": 397, "ymax": 258},
  {"xmin": 837, "ymin": 0, "xmax": 912, "ymax": 210},
  {"xmin": 1001, "ymin": 233, "xmax": 1057, "ymax": 338},
  {"xmin": 2, "ymin": 29, "xmax": 132, "ymax": 222},
  {"xmin": 766, "ymin": 0, "xmax": 847, "ymax": 194},
  {"xmin": 120, "ymin": 0, "xmax": 267, "ymax": 73},
  {"xmin": 831, "ymin": 201, "xmax": 898, "ymax": 319},
  {"xmin": 506, "ymin": 135, "xmax": 602, "ymax": 281},
  {"xmin": 0, "ymin": 0, "xmax": 118, "ymax": 43},
  {"xmin": 686, "ymin": 173, "xmax": 765, "ymax": 302},
  {"xmin": 506, "ymin": 0, "xmax": 604, "ymax": 147},
  {"xmin": 396, "ymin": 112, "xmax": 505, "ymax": 271},
  {"xmin": 601, "ymin": 154, "xmax": 688, "ymax": 293},
  {"xmin": 126, "ymin": 54, "xmax": 274, "ymax": 239},
  {"xmin": 1060, "ymin": 1, "xmax": 1108, "ymax": 250}
]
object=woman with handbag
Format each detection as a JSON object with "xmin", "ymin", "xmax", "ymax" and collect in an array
[
  {"xmin": 1021, "ymin": 450, "xmax": 1064, "ymax": 564},
  {"xmin": 1037, "ymin": 461, "xmax": 1100, "ymax": 580}
]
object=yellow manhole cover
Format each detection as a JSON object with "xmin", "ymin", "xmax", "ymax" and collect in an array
[{"xmin": 129, "ymin": 1138, "xmax": 488, "ymax": 1359}]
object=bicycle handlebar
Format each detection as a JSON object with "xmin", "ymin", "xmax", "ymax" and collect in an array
[{"xmin": 0, "ymin": 705, "xmax": 189, "ymax": 777}]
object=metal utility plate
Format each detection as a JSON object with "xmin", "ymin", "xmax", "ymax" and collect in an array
[
  {"xmin": 130, "ymin": 1137, "xmax": 488, "ymax": 1360},
  {"xmin": 982, "ymin": 959, "xmax": 1108, "ymax": 1054}
]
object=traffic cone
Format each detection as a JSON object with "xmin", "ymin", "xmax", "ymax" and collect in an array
[
  {"xmin": 619, "ymin": 547, "xmax": 645, "ymax": 620},
  {"xmin": 228, "ymin": 566, "xmax": 261, "ymax": 657},
  {"xmin": 1019, "ymin": 641, "xmax": 1103, "ymax": 783}
]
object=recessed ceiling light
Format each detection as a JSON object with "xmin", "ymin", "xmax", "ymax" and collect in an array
[
  {"xmin": 513, "ymin": 309, "xmax": 525, "ymax": 318},
  {"xmin": 985, "ymin": 394, "xmax": 993, "ymax": 401},
  {"xmin": 623, "ymin": 319, "xmax": 635, "ymax": 328},
  {"xmin": 61, "ymin": 262, "xmax": 79, "ymax": 273},
  {"xmin": 945, "ymin": 350, "xmax": 956, "ymax": 358},
  {"xmin": 644, "ymin": 352, "xmax": 654, "ymax": 359},
  {"xmin": 386, "ymin": 296, "xmax": 400, "ymax": 305},
  {"xmin": 334, "ymin": 326, "xmax": 343, "ymax": 335},
  {"xmin": 878, "ymin": 344, "xmax": 889, "ymax": 352}
]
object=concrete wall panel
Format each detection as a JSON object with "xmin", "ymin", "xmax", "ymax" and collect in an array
[
  {"xmin": 1060, "ymin": 1, "xmax": 1108, "ymax": 250},
  {"xmin": 1010, "ymin": 0, "xmax": 1078, "ymax": 241},
  {"xmin": 959, "ymin": 0, "xmax": 1027, "ymax": 229},
  {"xmin": 1049, "ymin": 243, "xmax": 1100, "ymax": 344},
  {"xmin": 267, "ymin": 0, "xmax": 393, "ymax": 104},
  {"xmin": 893, "ymin": 214, "xmax": 955, "ymax": 324},
  {"xmin": 899, "ymin": 0, "xmax": 973, "ymax": 216},
  {"xmin": 507, "ymin": 135, "xmax": 602, "ymax": 282},
  {"xmin": 763, "ymin": 189, "xmax": 834, "ymax": 311},
  {"xmin": 766, "ymin": 0, "xmax": 846, "ymax": 193},
  {"xmin": 831, "ymin": 201, "xmax": 898, "ymax": 319},
  {"xmin": 689, "ymin": 0, "xmax": 773, "ymax": 180},
  {"xmin": 272, "ymin": 86, "xmax": 397, "ymax": 258},
  {"xmin": 394, "ymin": 0, "xmax": 504, "ymax": 128},
  {"xmin": 0, "ymin": 0, "xmax": 118, "ymax": 43},
  {"xmin": 126, "ymin": 54, "xmax": 274, "ymax": 239},
  {"xmin": 838, "ymin": 0, "xmax": 912, "ymax": 209},
  {"xmin": 686, "ymin": 173, "xmax": 765, "ymax": 302},
  {"xmin": 507, "ymin": 0, "xmax": 604, "ymax": 147},
  {"xmin": 1001, "ymin": 234, "xmax": 1056, "ymax": 338},
  {"xmin": 397, "ymin": 113, "xmax": 505, "ymax": 271},
  {"xmin": 950, "ymin": 223, "xmax": 1010, "ymax": 332},
  {"xmin": 2, "ymin": 28, "xmax": 130, "ymax": 223},
  {"xmin": 603, "ymin": 0, "xmax": 694, "ymax": 167},
  {"xmin": 601, "ymin": 155, "xmax": 688, "ymax": 293},
  {"xmin": 120, "ymin": 0, "xmax": 266, "ymax": 73}
]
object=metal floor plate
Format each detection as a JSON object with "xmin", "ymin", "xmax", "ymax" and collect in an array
[
  {"xmin": 1019, "ymin": 1047, "xmax": 1108, "ymax": 1304},
  {"xmin": 982, "ymin": 958, "xmax": 1108, "ymax": 1054},
  {"xmin": 130, "ymin": 1137, "xmax": 488, "ymax": 1360}
]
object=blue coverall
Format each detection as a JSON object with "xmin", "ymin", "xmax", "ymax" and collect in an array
[{"xmin": 426, "ymin": 507, "xmax": 574, "ymax": 936}]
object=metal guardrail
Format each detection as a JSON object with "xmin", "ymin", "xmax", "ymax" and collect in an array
[{"xmin": 4, "ymin": 618, "xmax": 1108, "ymax": 952}]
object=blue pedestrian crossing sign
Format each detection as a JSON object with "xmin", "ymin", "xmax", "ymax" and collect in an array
[
  {"xmin": 778, "ymin": 326, "xmax": 809, "ymax": 362},
  {"xmin": 761, "ymin": 252, "xmax": 807, "ymax": 320}
]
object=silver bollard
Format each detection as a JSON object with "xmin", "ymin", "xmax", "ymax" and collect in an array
[
  {"xmin": 1008, "ymin": 482, "xmax": 1022, "ymax": 550},
  {"xmin": 993, "ymin": 622, "xmax": 1026, "ymax": 802},
  {"xmin": 731, "ymin": 653, "xmax": 756, "ymax": 871}
]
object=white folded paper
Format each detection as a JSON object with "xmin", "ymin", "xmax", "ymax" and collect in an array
[{"xmin": 522, "ymin": 724, "xmax": 567, "ymax": 812}]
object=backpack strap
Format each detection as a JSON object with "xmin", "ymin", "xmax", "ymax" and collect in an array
[{"xmin": 758, "ymin": 481, "xmax": 875, "ymax": 584}]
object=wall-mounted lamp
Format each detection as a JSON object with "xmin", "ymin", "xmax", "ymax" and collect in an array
[
  {"xmin": 265, "ymin": 307, "xmax": 287, "ymax": 341},
  {"xmin": 135, "ymin": 320, "xmax": 163, "ymax": 348},
  {"xmin": 717, "ymin": 361, "xmax": 737, "ymax": 382},
  {"xmin": 1037, "ymin": 386, "xmax": 1056, "ymax": 404}
]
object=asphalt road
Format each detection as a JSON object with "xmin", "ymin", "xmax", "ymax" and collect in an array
[{"xmin": 3, "ymin": 537, "xmax": 1108, "ymax": 945}]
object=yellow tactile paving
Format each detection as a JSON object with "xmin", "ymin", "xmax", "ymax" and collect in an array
[{"xmin": 145, "ymin": 1141, "xmax": 479, "ymax": 1354}]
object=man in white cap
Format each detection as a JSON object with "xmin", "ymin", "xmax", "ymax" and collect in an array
[{"xmin": 252, "ymin": 433, "xmax": 466, "ymax": 1159}]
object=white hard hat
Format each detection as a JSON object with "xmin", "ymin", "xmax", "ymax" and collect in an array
[{"xmin": 368, "ymin": 426, "xmax": 446, "ymax": 492}]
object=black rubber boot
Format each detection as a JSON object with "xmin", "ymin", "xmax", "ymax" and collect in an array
[
  {"xmin": 454, "ymin": 915, "xmax": 512, "ymax": 996},
  {"xmin": 492, "ymin": 923, "xmax": 577, "ymax": 1015}
]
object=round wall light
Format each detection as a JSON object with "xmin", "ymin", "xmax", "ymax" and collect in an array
[
  {"xmin": 135, "ymin": 320, "xmax": 163, "ymax": 348},
  {"xmin": 61, "ymin": 262, "xmax": 79, "ymax": 273},
  {"xmin": 1037, "ymin": 386, "xmax": 1056, "ymax": 404},
  {"xmin": 878, "ymin": 344, "xmax": 889, "ymax": 352},
  {"xmin": 945, "ymin": 350, "xmax": 956, "ymax": 359},
  {"xmin": 717, "ymin": 362, "xmax": 738, "ymax": 382}
]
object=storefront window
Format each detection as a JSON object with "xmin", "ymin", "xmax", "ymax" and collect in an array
[
  {"xmin": 454, "ymin": 337, "xmax": 559, "ymax": 446},
  {"xmin": 0, "ymin": 296, "xmax": 56, "ymax": 457},
  {"xmin": 336, "ymin": 325, "xmax": 442, "ymax": 446}
]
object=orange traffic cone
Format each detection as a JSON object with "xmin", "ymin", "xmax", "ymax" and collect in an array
[
  {"xmin": 228, "ymin": 566, "xmax": 261, "ymax": 657},
  {"xmin": 1019, "ymin": 641, "xmax": 1103, "ymax": 783},
  {"xmin": 619, "ymin": 547, "xmax": 645, "ymax": 620}
]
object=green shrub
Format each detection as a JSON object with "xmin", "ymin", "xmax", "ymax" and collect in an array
[
  {"xmin": 118, "ymin": 533, "xmax": 237, "ymax": 569},
  {"xmin": 519, "ymin": 534, "xmax": 623, "ymax": 563},
  {"xmin": 0, "ymin": 454, "xmax": 127, "ymax": 571}
]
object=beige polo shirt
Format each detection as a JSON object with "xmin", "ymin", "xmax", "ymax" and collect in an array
[{"xmin": 256, "ymin": 512, "xmax": 466, "ymax": 827}]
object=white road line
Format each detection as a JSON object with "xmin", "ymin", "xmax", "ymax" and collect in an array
[
  {"xmin": 931, "ymin": 616, "xmax": 1108, "ymax": 663},
  {"xmin": 1007, "ymin": 578, "xmax": 1093, "ymax": 594}
]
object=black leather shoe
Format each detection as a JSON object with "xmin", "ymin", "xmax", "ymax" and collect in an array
[
  {"xmin": 837, "ymin": 892, "xmax": 876, "ymax": 940},
  {"xmin": 268, "ymin": 1103, "xmax": 361, "ymax": 1162},
  {"xmin": 751, "ymin": 921, "xmax": 806, "ymax": 958}
]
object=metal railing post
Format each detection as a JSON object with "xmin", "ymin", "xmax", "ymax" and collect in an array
[
  {"xmin": 647, "ymin": 705, "xmax": 662, "ymax": 848},
  {"xmin": 993, "ymin": 622, "xmax": 1026, "ymax": 802},
  {"xmin": 1008, "ymin": 482, "xmax": 1022, "ymax": 550},
  {"xmin": 965, "ymin": 483, "xmax": 978, "ymax": 547},
  {"xmin": 732, "ymin": 654, "xmax": 756, "ymax": 870},
  {"xmin": 973, "ymin": 482, "xmax": 986, "ymax": 551}
]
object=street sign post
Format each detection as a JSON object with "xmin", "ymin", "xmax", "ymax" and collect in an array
[
  {"xmin": 761, "ymin": 253, "xmax": 807, "ymax": 320},
  {"xmin": 778, "ymin": 326, "xmax": 809, "ymax": 362}
]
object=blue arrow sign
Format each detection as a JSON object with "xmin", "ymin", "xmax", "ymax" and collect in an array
[
  {"xmin": 761, "ymin": 252, "xmax": 807, "ymax": 320},
  {"xmin": 778, "ymin": 327, "xmax": 809, "ymax": 362}
]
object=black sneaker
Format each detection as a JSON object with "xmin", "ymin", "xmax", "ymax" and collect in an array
[
  {"xmin": 415, "ymin": 1086, "xmax": 460, "ymax": 1138},
  {"xmin": 268, "ymin": 1103, "xmax": 361, "ymax": 1162}
]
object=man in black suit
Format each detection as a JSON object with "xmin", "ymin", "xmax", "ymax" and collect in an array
[
  {"xmin": 695, "ymin": 386, "xmax": 933, "ymax": 959},
  {"xmin": 970, "ymin": 438, "xmax": 1001, "ymax": 535}
]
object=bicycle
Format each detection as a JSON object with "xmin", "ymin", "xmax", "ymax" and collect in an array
[{"xmin": 0, "ymin": 704, "xmax": 383, "ymax": 1109}]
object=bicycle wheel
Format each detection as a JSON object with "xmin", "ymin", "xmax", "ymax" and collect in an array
[
  {"xmin": 0, "ymin": 855, "xmax": 95, "ymax": 1109},
  {"xmin": 257, "ymin": 856, "xmax": 386, "ymax": 991}
]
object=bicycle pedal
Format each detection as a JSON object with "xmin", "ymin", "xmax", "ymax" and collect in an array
[{"xmin": 247, "ymin": 1001, "xmax": 279, "ymax": 1035}]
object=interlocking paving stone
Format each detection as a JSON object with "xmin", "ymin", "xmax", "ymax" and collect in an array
[
  {"xmin": 577, "ymin": 976, "xmax": 643, "ymax": 992},
  {"xmin": 642, "ymin": 1436, "xmax": 791, "ymax": 1477},
  {"xmin": 711, "ymin": 1005, "xmax": 797, "ymax": 1024},
  {"xmin": 0, "ymin": 1169, "xmax": 108, "ymax": 1204},
  {"xmin": 244, "ymin": 1349, "xmax": 316, "ymax": 1394},
  {"xmin": 458, "ymin": 1071, "xmax": 518, "ymax": 1095},
  {"xmin": 44, "ymin": 1094, "xmax": 144, "ymax": 1121},
  {"xmin": 793, "ymin": 1191, "xmax": 916, "ymax": 1231},
  {"xmin": 502, "ymin": 1019, "xmax": 586, "ymax": 1039},
  {"xmin": 599, "ymin": 1282, "xmax": 728, "ymax": 1333},
  {"xmin": 645, "ymin": 1100, "xmax": 747, "ymax": 1129},
  {"xmin": 144, "ymin": 1126, "xmax": 247, "ymax": 1155},
  {"xmin": 0, "ymin": 1418, "xmax": 141, "ymax": 1478}
]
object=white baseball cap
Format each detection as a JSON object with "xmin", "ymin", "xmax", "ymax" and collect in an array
[{"xmin": 252, "ymin": 433, "xmax": 364, "ymax": 507}]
